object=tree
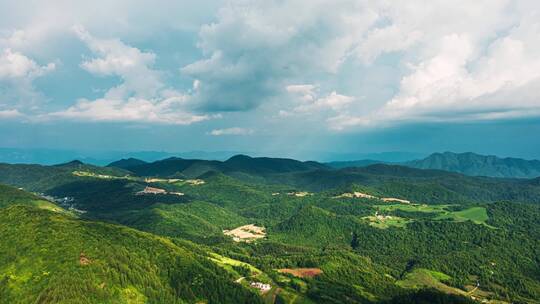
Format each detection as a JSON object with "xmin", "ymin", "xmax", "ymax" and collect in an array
[{"xmin": 351, "ymin": 231, "xmax": 360, "ymax": 250}]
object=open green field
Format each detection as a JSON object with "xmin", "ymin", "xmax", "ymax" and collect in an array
[
  {"xmin": 435, "ymin": 206, "xmax": 489, "ymax": 224},
  {"xmin": 375, "ymin": 204, "xmax": 489, "ymax": 225},
  {"xmin": 397, "ymin": 269, "xmax": 459, "ymax": 294},
  {"xmin": 362, "ymin": 215, "xmax": 412, "ymax": 229},
  {"xmin": 376, "ymin": 204, "xmax": 450, "ymax": 213}
]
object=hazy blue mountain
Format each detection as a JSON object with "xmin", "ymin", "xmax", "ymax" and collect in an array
[
  {"xmin": 108, "ymin": 154, "xmax": 329, "ymax": 177},
  {"xmin": 326, "ymin": 159, "xmax": 390, "ymax": 169},
  {"xmin": 404, "ymin": 152, "xmax": 540, "ymax": 178},
  {"xmin": 106, "ymin": 158, "xmax": 148, "ymax": 169},
  {"xmin": 327, "ymin": 152, "xmax": 540, "ymax": 178},
  {"xmin": 316, "ymin": 151, "xmax": 425, "ymax": 162},
  {"xmin": 0, "ymin": 148, "xmax": 246, "ymax": 166}
]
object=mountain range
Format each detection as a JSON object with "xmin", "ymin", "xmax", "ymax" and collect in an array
[
  {"xmin": 1, "ymin": 153, "xmax": 540, "ymax": 303},
  {"xmin": 327, "ymin": 151, "xmax": 540, "ymax": 178}
]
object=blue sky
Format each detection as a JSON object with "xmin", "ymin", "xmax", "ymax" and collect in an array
[{"xmin": 1, "ymin": 0, "xmax": 540, "ymax": 160}]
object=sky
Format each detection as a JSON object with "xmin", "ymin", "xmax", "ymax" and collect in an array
[{"xmin": 1, "ymin": 0, "xmax": 540, "ymax": 160}]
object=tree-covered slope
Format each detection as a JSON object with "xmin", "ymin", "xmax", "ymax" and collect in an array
[
  {"xmin": 106, "ymin": 158, "xmax": 148, "ymax": 169},
  {"xmin": 107, "ymin": 154, "xmax": 329, "ymax": 178},
  {"xmin": 404, "ymin": 152, "xmax": 540, "ymax": 178},
  {"xmin": 266, "ymin": 164, "xmax": 540, "ymax": 204},
  {"xmin": 0, "ymin": 161, "xmax": 130, "ymax": 192},
  {"xmin": 0, "ymin": 184, "xmax": 65, "ymax": 212},
  {"xmin": 0, "ymin": 205, "xmax": 262, "ymax": 304}
]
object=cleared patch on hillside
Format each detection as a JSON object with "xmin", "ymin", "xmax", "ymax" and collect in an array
[
  {"xmin": 209, "ymin": 253, "xmax": 261, "ymax": 276},
  {"xmin": 278, "ymin": 268, "xmax": 323, "ymax": 278},
  {"xmin": 376, "ymin": 204, "xmax": 490, "ymax": 225},
  {"xmin": 435, "ymin": 206, "xmax": 489, "ymax": 224},
  {"xmin": 334, "ymin": 191, "xmax": 376, "ymax": 199},
  {"xmin": 223, "ymin": 224, "xmax": 266, "ymax": 242},
  {"xmin": 397, "ymin": 269, "xmax": 459, "ymax": 294},
  {"xmin": 362, "ymin": 214, "xmax": 411, "ymax": 229},
  {"xmin": 333, "ymin": 191, "xmax": 411, "ymax": 204},
  {"xmin": 73, "ymin": 171, "xmax": 205, "ymax": 186},
  {"xmin": 397, "ymin": 269, "xmax": 502, "ymax": 303}
]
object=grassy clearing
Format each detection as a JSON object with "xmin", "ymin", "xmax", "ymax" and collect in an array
[
  {"xmin": 209, "ymin": 252, "xmax": 262, "ymax": 277},
  {"xmin": 223, "ymin": 224, "xmax": 266, "ymax": 242},
  {"xmin": 375, "ymin": 204, "xmax": 489, "ymax": 225},
  {"xmin": 377, "ymin": 204, "xmax": 449, "ymax": 213},
  {"xmin": 397, "ymin": 268, "xmax": 461, "ymax": 295},
  {"xmin": 435, "ymin": 207, "xmax": 489, "ymax": 224},
  {"xmin": 362, "ymin": 215, "xmax": 412, "ymax": 229}
]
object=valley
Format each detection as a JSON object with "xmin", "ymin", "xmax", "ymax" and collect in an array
[{"xmin": 0, "ymin": 155, "xmax": 539, "ymax": 303}]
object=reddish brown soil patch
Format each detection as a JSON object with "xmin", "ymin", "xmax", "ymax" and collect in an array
[
  {"xmin": 278, "ymin": 268, "xmax": 323, "ymax": 278},
  {"xmin": 79, "ymin": 252, "xmax": 91, "ymax": 265}
]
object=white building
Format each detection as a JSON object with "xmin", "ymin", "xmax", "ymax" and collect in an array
[{"xmin": 250, "ymin": 282, "xmax": 271, "ymax": 292}]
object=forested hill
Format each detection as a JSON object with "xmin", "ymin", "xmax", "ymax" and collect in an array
[
  {"xmin": 0, "ymin": 157, "xmax": 539, "ymax": 303},
  {"xmin": 107, "ymin": 154, "xmax": 329, "ymax": 178},
  {"xmin": 404, "ymin": 152, "xmax": 540, "ymax": 178},
  {"xmin": 327, "ymin": 152, "xmax": 540, "ymax": 179},
  {"xmin": 0, "ymin": 204, "xmax": 262, "ymax": 303}
]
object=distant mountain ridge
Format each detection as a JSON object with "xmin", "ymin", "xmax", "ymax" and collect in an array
[
  {"xmin": 327, "ymin": 152, "xmax": 540, "ymax": 178},
  {"xmin": 404, "ymin": 152, "xmax": 540, "ymax": 178},
  {"xmin": 107, "ymin": 158, "xmax": 148, "ymax": 169},
  {"xmin": 107, "ymin": 154, "xmax": 329, "ymax": 178}
]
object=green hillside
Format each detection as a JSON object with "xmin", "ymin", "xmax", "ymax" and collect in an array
[
  {"xmin": 0, "ymin": 184, "xmax": 64, "ymax": 212},
  {"xmin": 0, "ymin": 156, "xmax": 539, "ymax": 303},
  {"xmin": 0, "ymin": 205, "xmax": 262, "ymax": 304},
  {"xmin": 405, "ymin": 152, "xmax": 540, "ymax": 178}
]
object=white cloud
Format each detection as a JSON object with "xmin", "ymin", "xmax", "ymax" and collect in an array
[
  {"xmin": 0, "ymin": 48, "xmax": 55, "ymax": 79},
  {"xmin": 49, "ymin": 96, "xmax": 211, "ymax": 125},
  {"xmin": 2, "ymin": 0, "xmax": 540, "ymax": 130},
  {"xmin": 0, "ymin": 109, "xmax": 23, "ymax": 119},
  {"xmin": 74, "ymin": 26, "xmax": 163, "ymax": 99},
  {"xmin": 335, "ymin": 8, "xmax": 540, "ymax": 129},
  {"xmin": 183, "ymin": 0, "xmax": 540, "ymax": 128},
  {"xmin": 0, "ymin": 1, "xmax": 222, "ymax": 52},
  {"xmin": 208, "ymin": 127, "xmax": 254, "ymax": 136},
  {"xmin": 182, "ymin": 0, "xmax": 379, "ymax": 111},
  {"xmin": 285, "ymin": 84, "xmax": 354, "ymax": 115},
  {"xmin": 48, "ymin": 28, "xmax": 209, "ymax": 125},
  {"xmin": 0, "ymin": 48, "xmax": 55, "ymax": 110},
  {"xmin": 286, "ymin": 84, "xmax": 317, "ymax": 102}
]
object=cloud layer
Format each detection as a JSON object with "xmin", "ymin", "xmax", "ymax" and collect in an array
[
  {"xmin": 49, "ymin": 27, "xmax": 210, "ymax": 125},
  {"xmin": 208, "ymin": 127, "xmax": 254, "ymax": 136},
  {"xmin": 0, "ymin": 0, "xmax": 539, "ymax": 133}
]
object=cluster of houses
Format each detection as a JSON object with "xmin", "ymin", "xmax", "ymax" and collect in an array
[
  {"xmin": 250, "ymin": 282, "xmax": 271, "ymax": 292},
  {"xmin": 38, "ymin": 194, "xmax": 87, "ymax": 214}
]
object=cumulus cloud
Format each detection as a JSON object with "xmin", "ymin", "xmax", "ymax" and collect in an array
[
  {"xmin": 2, "ymin": 0, "xmax": 540, "ymax": 131},
  {"xmin": 50, "ymin": 96, "xmax": 211, "ymax": 125},
  {"xmin": 74, "ymin": 26, "xmax": 163, "ymax": 99},
  {"xmin": 0, "ymin": 48, "xmax": 55, "ymax": 79},
  {"xmin": 182, "ymin": 0, "xmax": 378, "ymax": 112},
  {"xmin": 208, "ymin": 127, "xmax": 254, "ymax": 136},
  {"xmin": 50, "ymin": 28, "xmax": 209, "ymax": 125},
  {"xmin": 183, "ymin": 0, "xmax": 540, "ymax": 129},
  {"xmin": 284, "ymin": 84, "xmax": 354, "ymax": 115},
  {"xmin": 0, "ymin": 48, "xmax": 55, "ymax": 110},
  {"xmin": 334, "ymin": 3, "xmax": 540, "ymax": 128},
  {"xmin": 0, "ymin": 109, "xmax": 23, "ymax": 119}
]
